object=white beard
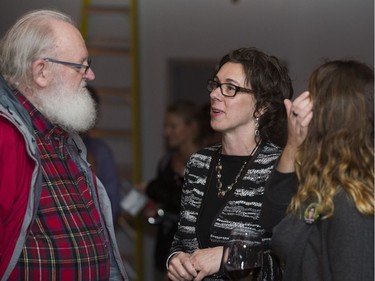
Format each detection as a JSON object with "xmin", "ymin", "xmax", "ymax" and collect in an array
[{"xmin": 35, "ymin": 79, "xmax": 97, "ymax": 133}]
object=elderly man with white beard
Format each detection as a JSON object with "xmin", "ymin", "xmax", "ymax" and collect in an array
[{"xmin": 0, "ymin": 9, "xmax": 128, "ymax": 281}]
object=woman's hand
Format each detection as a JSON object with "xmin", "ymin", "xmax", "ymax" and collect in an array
[
  {"xmin": 167, "ymin": 247, "xmax": 223, "ymax": 281},
  {"xmin": 278, "ymin": 91, "xmax": 313, "ymax": 173},
  {"xmin": 168, "ymin": 252, "xmax": 197, "ymax": 281},
  {"xmin": 189, "ymin": 246, "xmax": 223, "ymax": 281},
  {"xmin": 286, "ymin": 91, "xmax": 313, "ymax": 148}
]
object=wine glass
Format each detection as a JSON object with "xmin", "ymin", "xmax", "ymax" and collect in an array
[{"xmin": 222, "ymin": 228, "xmax": 263, "ymax": 281}]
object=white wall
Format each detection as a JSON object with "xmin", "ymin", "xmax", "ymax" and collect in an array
[
  {"xmin": 139, "ymin": 0, "xmax": 374, "ymax": 181},
  {"xmin": 1, "ymin": 0, "xmax": 374, "ymax": 182},
  {"xmin": 0, "ymin": 0, "xmax": 81, "ymax": 35}
]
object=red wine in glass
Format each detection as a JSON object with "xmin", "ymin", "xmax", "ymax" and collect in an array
[
  {"xmin": 222, "ymin": 228, "xmax": 263, "ymax": 281},
  {"xmin": 225, "ymin": 267, "xmax": 261, "ymax": 281}
]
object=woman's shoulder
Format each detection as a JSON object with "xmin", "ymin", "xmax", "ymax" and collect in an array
[
  {"xmin": 332, "ymin": 191, "xmax": 373, "ymax": 222},
  {"xmin": 262, "ymin": 141, "xmax": 283, "ymax": 153},
  {"xmin": 186, "ymin": 145, "xmax": 220, "ymax": 169},
  {"xmin": 256, "ymin": 141, "xmax": 283, "ymax": 165},
  {"xmin": 194, "ymin": 144, "xmax": 221, "ymax": 157}
]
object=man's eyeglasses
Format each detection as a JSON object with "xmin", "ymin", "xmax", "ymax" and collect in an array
[
  {"xmin": 207, "ymin": 79, "xmax": 254, "ymax": 97},
  {"xmin": 43, "ymin": 58, "xmax": 91, "ymax": 74}
]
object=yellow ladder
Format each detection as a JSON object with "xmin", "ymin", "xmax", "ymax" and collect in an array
[{"xmin": 80, "ymin": 0, "xmax": 143, "ymax": 280}]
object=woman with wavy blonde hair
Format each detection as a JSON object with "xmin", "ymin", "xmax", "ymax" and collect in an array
[
  {"xmin": 261, "ymin": 59, "xmax": 374, "ymax": 281},
  {"xmin": 291, "ymin": 60, "xmax": 374, "ymax": 217}
]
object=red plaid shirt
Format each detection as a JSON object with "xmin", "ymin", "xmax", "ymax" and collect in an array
[{"xmin": 9, "ymin": 92, "xmax": 110, "ymax": 280}]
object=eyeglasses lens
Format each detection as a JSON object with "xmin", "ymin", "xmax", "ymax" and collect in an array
[{"xmin": 207, "ymin": 80, "xmax": 217, "ymax": 92}]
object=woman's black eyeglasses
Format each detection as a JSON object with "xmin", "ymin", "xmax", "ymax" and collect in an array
[{"xmin": 207, "ymin": 79, "xmax": 254, "ymax": 97}]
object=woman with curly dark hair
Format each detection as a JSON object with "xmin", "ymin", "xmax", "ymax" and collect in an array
[{"xmin": 167, "ymin": 47, "xmax": 292, "ymax": 281}]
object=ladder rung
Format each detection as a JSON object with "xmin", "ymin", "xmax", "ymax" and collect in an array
[
  {"xmin": 86, "ymin": 6, "xmax": 130, "ymax": 14},
  {"xmin": 91, "ymin": 128, "xmax": 132, "ymax": 139},
  {"xmin": 96, "ymin": 87, "xmax": 132, "ymax": 105},
  {"xmin": 88, "ymin": 47, "xmax": 131, "ymax": 56},
  {"xmin": 97, "ymin": 87, "xmax": 132, "ymax": 97},
  {"xmin": 88, "ymin": 37, "xmax": 130, "ymax": 47}
]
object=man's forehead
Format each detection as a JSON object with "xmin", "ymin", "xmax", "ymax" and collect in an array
[{"xmin": 50, "ymin": 20, "xmax": 87, "ymax": 58}]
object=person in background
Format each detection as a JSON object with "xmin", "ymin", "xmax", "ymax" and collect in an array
[
  {"xmin": 261, "ymin": 60, "xmax": 374, "ymax": 281},
  {"xmin": 167, "ymin": 47, "xmax": 293, "ymax": 281},
  {"xmin": 146, "ymin": 100, "xmax": 203, "ymax": 281},
  {"xmin": 200, "ymin": 102, "xmax": 221, "ymax": 146},
  {"xmin": 0, "ymin": 9, "xmax": 127, "ymax": 280},
  {"xmin": 82, "ymin": 85, "xmax": 123, "ymax": 220}
]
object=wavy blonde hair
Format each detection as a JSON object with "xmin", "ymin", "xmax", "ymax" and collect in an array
[{"xmin": 289, "ymin": 60, "xmax": 374, "ymax": 218}]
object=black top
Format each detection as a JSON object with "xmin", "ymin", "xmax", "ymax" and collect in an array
[
  {"xmin": 198, "ymin": 153, "xmax": 249, "ymax": 247},
  {"xmin": 170, "ymin": 142, "xmax": 284, "ymax": 280},
  {"xmin": 259, "ymin": 169, "xmax": 298, "ymax": 232}
]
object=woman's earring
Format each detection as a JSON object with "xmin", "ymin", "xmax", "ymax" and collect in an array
[{"xmin": 255, "ymin": 117, "xmax": 260, "ymax": 136}]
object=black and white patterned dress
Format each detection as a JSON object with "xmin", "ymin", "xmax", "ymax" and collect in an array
[{"xmin": 170, "ymin": 141, "xmax": 283, "ymax": 280}]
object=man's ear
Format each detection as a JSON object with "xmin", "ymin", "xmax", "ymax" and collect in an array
[{"xmin": 32, "ymin": 59, "xmax": 49, "ymax": 88}]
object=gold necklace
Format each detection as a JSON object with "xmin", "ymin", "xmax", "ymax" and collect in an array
[
  {"xmin": 216, "ymin": 158, "xmax": 247, "ymax": 198},
  {"xmin": 215, "ymin": 142, "xmax": 261, "ymax": 198}
]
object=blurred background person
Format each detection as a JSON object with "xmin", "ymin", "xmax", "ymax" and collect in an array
[
  {"xmin": 200, "ymin": 102, "xmax": 221, "ymax": 146},
  {"xmin": 145, "ymin": 100, "xmax": 204, "ymax": 281},
  {"xmin": 81, "ymin": 85, "xmax": 123, "ymax": 220}
]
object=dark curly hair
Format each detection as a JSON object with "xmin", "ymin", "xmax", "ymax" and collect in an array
[{"xmin": 215, "ymin": 47, "xmax": 293, "ymax": 147}]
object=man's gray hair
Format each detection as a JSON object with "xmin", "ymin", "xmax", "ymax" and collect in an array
[{"xmin": 0, "ymin": 9, "xmax": 75, "ymax": 89}]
